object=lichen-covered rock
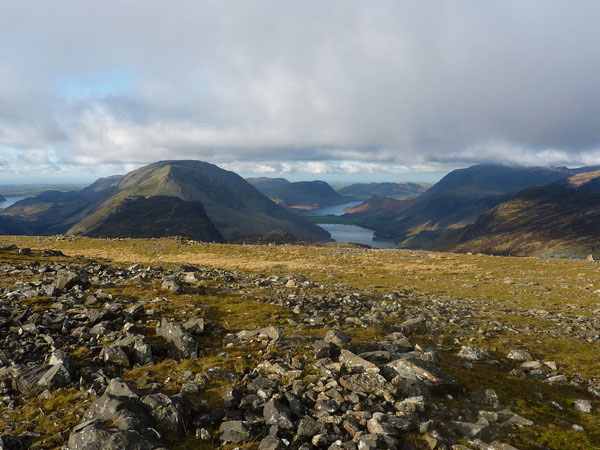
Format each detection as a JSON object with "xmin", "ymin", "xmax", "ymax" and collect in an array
[
  {"xmin": 263, "ymin": 397, "xmax": 294, "ymax": 430},
  {"xmin": 219, "ymin": 420, "xmax": 250, "ymax": 444},
  {"xmin": 141, "ymin": 393, "xmax": 187, "ymax": 434},
  {"xmin": 156, "ymin": 317, "xmax": 198, "ymax": 359},
  {"xmin": 339, "ymin": 349, "xmax": 379, "ymax": 374},
  {"xmin": 457, "ymin": 346, "xmax": 489, "ymax": 361},
  {"xmin": 339, "ymin": 372, "xmax": 396, "ymax": 398},
  {"xmin": 324, "ymin": 330, "xmax": 352, "ymax": 347}
]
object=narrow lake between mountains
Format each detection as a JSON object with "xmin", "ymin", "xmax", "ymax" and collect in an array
[
  {"xmin": 305, "ymin": 201, "xmax": 398, "ymax": 249},
  {"xmin": 0, "ymin": 197, "xmax": 25, "ymax": 209}
]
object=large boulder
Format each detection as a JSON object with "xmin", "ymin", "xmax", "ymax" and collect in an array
[
  {"xmin": 156, "ymin": 318, "xmax": 198, "ymax": 359},
  {"xmin": 67, "ymin": 419, "xmax": 163, "ymax": 450},
  {"xmin": 12, "ymin": 364, "xmax": 71, "ymax": 398},
  {"xmin": 339, "ymin": 372, "xmax": 396, "ymax": 398},
  {"xmin": 83, "ymin": 379, "xmax": 153, "ymax": 433},
  {"xmin": 381, "ymin": 357, "xmax": 459, "ymax": 393},
  {"xmin": 141, "ymin": 393, "xmax": 187, "ymax": 434}
]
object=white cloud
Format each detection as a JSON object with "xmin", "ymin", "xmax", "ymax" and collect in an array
[{"xmin": 1, "ymin": 1, "xmax": 600, "ymax": 181}]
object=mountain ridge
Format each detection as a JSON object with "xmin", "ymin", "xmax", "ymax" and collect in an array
[
  {"xmin": 248, "ymin": 178, "xmax": 351, "ymax": 209},
  {"xmin": 344, "ymin": 164, "xmax": 597, "ymax": 249},
  {"xmin": 1, "ymin": 160, "xmax": 330, "ymax": 242},
  {"xmin": 336, "ymin": 181, "xmax": 431, "ymax": 200},
  {"xmin": 447, "ymin": 170, "xmax": 600, "ymax": 256}
]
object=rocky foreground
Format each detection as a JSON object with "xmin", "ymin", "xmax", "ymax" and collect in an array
[{"xmin": 0, "ymin": 245, "xmax": 598, "ymax": 449}]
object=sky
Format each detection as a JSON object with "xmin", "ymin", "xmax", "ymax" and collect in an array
[{"xmin": 1, "ymin": 1, "xmax": 600, "ymax": 184}]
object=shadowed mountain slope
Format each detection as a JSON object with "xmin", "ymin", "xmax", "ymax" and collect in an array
[
  {"xmin": 246, "ymin": 177, "xmax": 290, "ymax": 192},
  {"xmin": 249, "ymin": 178, "xmax": 351, "ymax": 209},
  {"xmin": 84, "ymin": 195, "xmax": 224, "ymax": 242},
  {"xmin": 1, "ymin": 176, "xmax": 123, "ymax": 235},
  {"xmin": 349, "ymin": 164, "xmax": 589, "ymax": 247},
  {"xmin": 449, "ymin": 171, "xmax": 600, "ymax": 256}
]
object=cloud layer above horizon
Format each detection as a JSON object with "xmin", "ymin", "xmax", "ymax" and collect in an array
[{"xmin": 2, "ymin": 0, "xmax": 600, "ymax": 181}]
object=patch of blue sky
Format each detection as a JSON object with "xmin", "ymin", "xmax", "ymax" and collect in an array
[{"xmin": 56, "ymin": 70, "xmax": 133, "ymax": 99}]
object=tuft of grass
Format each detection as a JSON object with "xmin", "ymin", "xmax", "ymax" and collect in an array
[{"xmin": 0, "ymin": 389, "xmax": 94, "ymax": 450}]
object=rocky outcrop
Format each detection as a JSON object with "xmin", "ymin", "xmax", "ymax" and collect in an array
[{"xmin": 0, "ymin": 245, "xmax": 597, "ymax": 449}]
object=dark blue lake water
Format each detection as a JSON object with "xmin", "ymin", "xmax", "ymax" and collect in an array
[
  {"xmin": 0, "ymin": 197, "xmax": 25, "ymax": 209},
  {"xmin": 306, "ymin": 202, "xmax": 398, "ymax": 249}
]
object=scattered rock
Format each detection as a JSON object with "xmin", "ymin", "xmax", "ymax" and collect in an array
[
  {"xmin": 457, "ymin": 346, "xmax": 489, "ymax": 361},
  {"xmin": 507, "ymin": 349, "xmax": 533, "ymax": 361},
  {"xmin": 573, "ymin": 399, "xmax": 593, "ymax": 414}
]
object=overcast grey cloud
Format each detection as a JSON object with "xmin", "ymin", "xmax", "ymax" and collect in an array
[{"xmin": 1, "ymin": 0, "xmax": 600, "ymax": 182}]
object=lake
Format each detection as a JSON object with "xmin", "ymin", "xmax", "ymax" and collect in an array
[
  {"xmin": 317, "ymin": 223, "xmax": 398, "ymax": 249},
  {"xmin": 0, "ymin": 197, "xmax": 25, "ymax": 209},
  {"xmin": 304, "ymin": 201, "xmax": 362, "ymax": 216},
  {"xmin": 307, "ymin": 201, "xmax": 398, "ymax": 249}
]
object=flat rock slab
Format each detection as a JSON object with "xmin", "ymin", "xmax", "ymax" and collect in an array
[
  {"xmin": 339, "ymin": 372, "xmax": 396, "ymax": 398},
  {"xmin": 382, "ymin": 357, "xmax": 459, "ymax": 391},
  {"xmin": 339, "ymin": 349, "xmax": 379, "ymax": 374}
]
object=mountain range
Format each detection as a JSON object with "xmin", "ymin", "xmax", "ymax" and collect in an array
[
  {"xmin": 247, "ymin": 178, "xmax": 351, "ymax": 209},
  {"xmin": 0, "ymin": 161, "xmax": 330, "ymax": 242},
  {"xmin": 339, "ymin": 164, "xmax": 600, "ymax": 256},
  {"xmin": 448, "ymin": 169, "xmax": 600, "ymax": 256},
  {"xmin": 336, "ymin": 181, "xmax": 431, "ymax": 200},
  {"xmin": 3, "ymin": 160, "xmax": 600, "ymax": 257}
]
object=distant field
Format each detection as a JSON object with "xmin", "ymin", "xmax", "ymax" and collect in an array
[{"xmin": 0, "ymin": 184, "xmax": 88, "ymax": 197}]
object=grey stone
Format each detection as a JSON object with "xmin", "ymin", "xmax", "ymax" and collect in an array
[
  {"xmin": 452, "ymin": 421, "xmax": 492, "ymax": 440},
  {"xmin": 397, "ymin": 316, "xmax": 427, "ymax": 335},
  {"xmin": 382, "ymin": 357, "xmax": 459, "ymax": 391},
  {"xmin": 219, "ymin": 420, "xmax": 250, "ymax": 444},
  {"xmin": 574, "ymin": 399, "xmax": 593, "ymax": 413},
  {"xmin": 312, "ymin": 434, "xmax": 332, "ymax": 447},
  {"xmin": 12, "ymin": 365, "xmax": 50, "ymax": 398},
  {"xmin": 67, "ymin": 420, "xmax": 157, "ymax": 450},
  {"xmin": 141, "ymin": 393, "xmax": 186, "ymax": 434},
  {"xmin": 111, "ymin": 333, "xmax": 154, "ymax": 366},
  {"xmin": 339, "ymin": 349, "xmax": 379, "ymax": 374},
  {"xmin": 0, "ymin": 434, "xmax": 23, "ymax": 450},
  {"xmin": 223, "ymin": 387, "xmax": 243, "ymax": 409},
  {"xmin": 339, "ymin": 372, "xmax": 396, "ymax": 398},
  {"xmin": 457, "ymin": 346, "xmax": 489, "ymax": 361},
  {"xmin": 105, "ymin": 378, "xmax": 140, "ymax": 398},
  {"xmin": 324, "ymin": 330, "xmax": 352, "ymax": 347},
  {"xmin": 55, "ymin": 270, "xmax": 89, "ymax": 291},
  {"xmin": 258, "ymin": 325, "xmax": 282, "ymax": 341},
  {"xmin": 367, "ymin": 412, "xmax": 406, "ymax": 436},
  {"xmin": 258, "ymin": 435, "xmax": 286, "ymax": 450},
  {"xmin": 507, "ymin": 349, "xmax": 532, "ymax": 361},
  {"xmin": 83, "ymin": 381, "xmax": 153, "ymax": 433},
  {"xmin": 497, "ymin": 409, "xmax": 534, "ymax": 427},
  {"xmin": 37, "ymin": 363, "xmax": 71, "ymax": 389},
  {"xmin": 67, "ymin": 420, "xmax": 112, "ymax": 450},
  {"xmin": 313, "ymin": 340, "xmax": 334, "ymax": 359},
  {"xmin": 156, "ymin": 317, "xmax": 198, "ymax": 359},
  {"xmin": 183, "ymin": 317, "xmax": 205, "ymax": 335},
  {"xmin": 161, "ymin": 278, "xmax": 181, "ymax": 293},
  {"xmin": 297, "ymin": 416, "xmax": 327, "ymax": 436},
  {"xmin": 264, "ymin": 398, "xmax": 294, "ymax": 430},
  {"xmin": 100, "ymin": 346, "xmax": 131, "ymax": 368}
]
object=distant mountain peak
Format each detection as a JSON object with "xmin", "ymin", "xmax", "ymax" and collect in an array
[{"xmin": 0, "ymin": 160, "xmax": 330, "ymax": 243}]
